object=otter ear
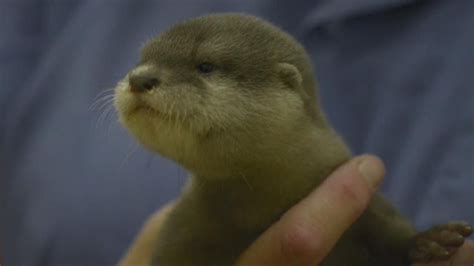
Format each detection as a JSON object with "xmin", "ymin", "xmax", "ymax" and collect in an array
[{"xmin": 276, "ymin": 63, "xmax": 303, "ymax": 90}]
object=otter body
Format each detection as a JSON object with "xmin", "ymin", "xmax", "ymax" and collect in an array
[{"xmin": 114, "ymin": 14, "xmax": 471, "ymax": 266}]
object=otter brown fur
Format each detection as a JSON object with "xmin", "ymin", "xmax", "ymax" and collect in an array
[{"xmin": 114, "ymin": 13, "xmax": 472, "ymax": 266}]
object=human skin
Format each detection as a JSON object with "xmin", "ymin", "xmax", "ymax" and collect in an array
[{"xmin": 119, "ymin": 155, "xmax": 474, "ymax": 266}]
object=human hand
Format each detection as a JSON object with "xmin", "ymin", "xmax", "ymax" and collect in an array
[
  {"xmin": 236, "ymin": 155, "xmax": 385, "ymax": 266},
  {"xmin": 118, "ymin": 201, "xmax": 176, "ymax": 266}
]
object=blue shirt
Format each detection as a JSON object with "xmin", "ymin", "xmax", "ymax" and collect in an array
[{"xmin": 1, "ymin": 1, "xmax": 473, "ymax": 265}]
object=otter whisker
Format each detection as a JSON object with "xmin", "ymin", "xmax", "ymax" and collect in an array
[
  {"xmin": 91, "ymin": 88, "xmax": 115, "ymax": 103},
  {"xmin": 239, "ymin": 172, "xmax": 253, "ymax": 191},
  {"xmin": 97, "ymin": 96, "xmax": 115, "ymax": 113},
  {"xmin": 104, "ymin": 104, "xmax": 119, "ymax": 136},
  {"xmin": 182, "ymin": 102, "xmax": 189, "ymax": 131},
  {"xmin": 89, "ymin": 89, "xmax": 116, "ymax": 111},
  {"xmin": 94, "ymin": 87, "xmax": 116, "ymax": 97},
  {"xmin": 169, "ymin": 96, "xmax": 176, "ymax": 120},
  {"xmin": 119, "ymin": 142, "xmax": 140, "ymax": 171},
  {"xmin": 175, "ymin": 105, "xmax": 181, "ymax": 129},
  {"xmin": 89, "ymin": 96, "xmax": 113, "ymax": 112},
  {"xmin": 95, "ymin": 105, "xmax": 109, "ymax": 129},
  {"xmin": 95, "ymin": 100, "xmax": 116, "ymax": 132}
]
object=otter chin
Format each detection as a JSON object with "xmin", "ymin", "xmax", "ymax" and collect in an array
[{"xmin": 115, "ymin": 13, "xmax": 472, "ymax": 266}]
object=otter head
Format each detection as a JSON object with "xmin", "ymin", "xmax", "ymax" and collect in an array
[{"xmin": 114, "ymin": 14, "xmax": 327, "ymax": 178}]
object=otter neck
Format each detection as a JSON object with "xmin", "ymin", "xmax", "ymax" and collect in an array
[
  {"xmin": 183, "ymin": 123, "xmax": 351, "ymax": 229},
  {"xmin": 195, "ymin": 123, "xmax": 349, "ymax": 182}
]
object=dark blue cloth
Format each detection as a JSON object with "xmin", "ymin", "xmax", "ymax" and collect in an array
[{"xmin": 1, "ymin": 1, "xmax": 473, "ymax": 265}]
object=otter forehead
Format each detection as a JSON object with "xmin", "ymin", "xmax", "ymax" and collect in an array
[
  {"xmin": 138, "ymin": 14, "xmax": 309, "ymax": 87},
  {"xmin": 141, "ymin": 14, "xmax": 279, "ymax": 62}
]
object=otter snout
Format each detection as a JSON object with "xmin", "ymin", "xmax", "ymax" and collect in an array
[
  {"xmin": 129, "ymin": 75, "xmax": 160, "ymax": 93},
  {"xmin": 127, "ymin": 64, "xmax": 161, "ymax": 93}
]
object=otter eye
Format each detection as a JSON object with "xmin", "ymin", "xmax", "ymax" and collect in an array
[{"xmin": 197, "ymin": 62, "xmax": 215, "ymax": 74}]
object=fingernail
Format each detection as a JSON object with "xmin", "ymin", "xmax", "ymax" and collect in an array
[{"xmin": 357, "ymin": 156, "xmax": 385, "ymax": 188}]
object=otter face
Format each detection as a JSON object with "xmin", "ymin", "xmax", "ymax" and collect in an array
[{"xmin": 114, "ymin": 14, "xmax": 316, "ymax": 170}]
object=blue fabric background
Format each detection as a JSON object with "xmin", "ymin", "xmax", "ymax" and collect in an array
[{"xmin": 1, "ymin": 1, "xmax": 473, "ymax": 265}]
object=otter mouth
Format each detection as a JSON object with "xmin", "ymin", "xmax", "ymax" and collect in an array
[{"xmin": 130, "ymin": 104, "xmax": 161, "ymax": 117}]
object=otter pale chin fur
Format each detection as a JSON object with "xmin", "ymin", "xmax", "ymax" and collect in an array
[{"xmin": 114, "ymin": 13, "xmax": 472, "ymax": 266}]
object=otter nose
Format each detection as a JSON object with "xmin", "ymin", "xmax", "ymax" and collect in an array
[{"xmin": 129, "ymin": 75, "xmax": 160, "ymax": 93}]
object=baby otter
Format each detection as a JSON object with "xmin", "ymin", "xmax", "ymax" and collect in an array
[{"xmin": 114, "ymin": 14, "xmax": 472, "ymax": 266}]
